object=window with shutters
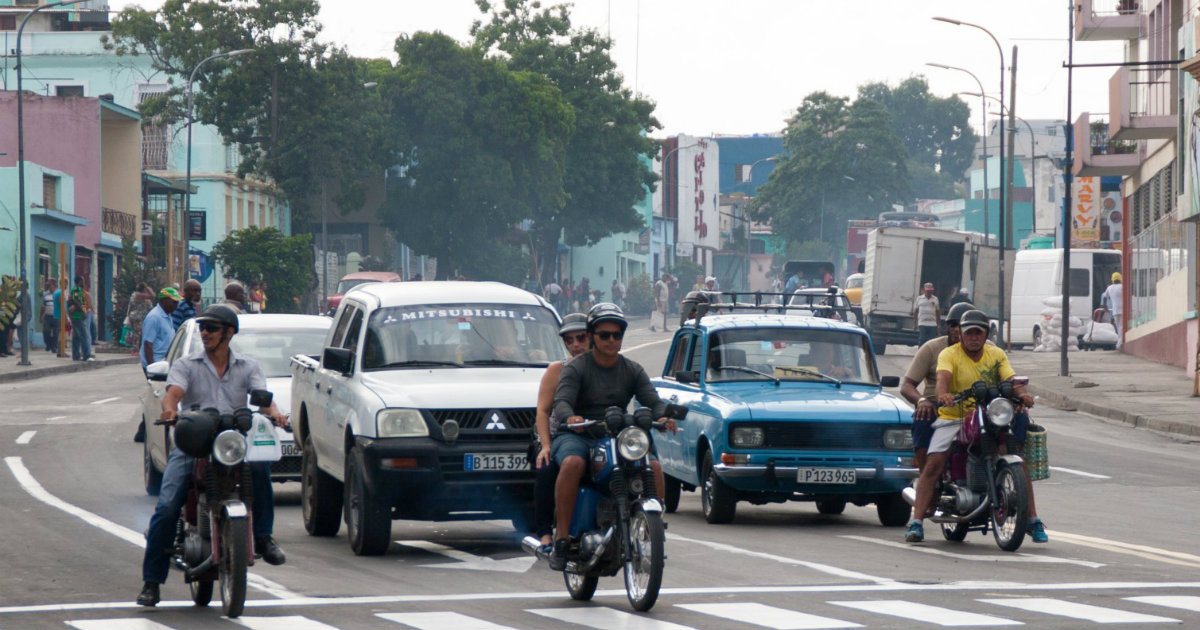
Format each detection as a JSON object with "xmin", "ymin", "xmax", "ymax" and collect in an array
[
  {"xmin": 42, "ymin": 175, "xmax": 59, "ymax": 210},
  {"xmin": 137, "ymin": 84, "xmax": 171, "ymax": 170}
]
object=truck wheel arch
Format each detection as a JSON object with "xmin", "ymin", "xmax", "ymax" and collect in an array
[{"xmin": 295, "ymin": 404, "xmax": 310, "ymax": 447}]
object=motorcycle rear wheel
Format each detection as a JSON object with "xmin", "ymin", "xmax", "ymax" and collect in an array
[
  {"xmin": 991, "ymin": 464, "xmax": 1030, "ymax": 552},
  {"xmin": 625, "ymin": 507, "xmax": 665, "ymax": 611},
  {"xmin": 189, "ymin": 578, "xmax": 213, "ymax": 607},
  {"xmin": 564, "ymin": 571, "xmax": 599, "ymax": 601},
  {"xmin": 218, "ymin": 516, "xmax": 248, "ymax": 618}
]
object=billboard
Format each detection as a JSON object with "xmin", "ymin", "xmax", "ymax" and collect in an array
[
  {"xmin": 1071, "ymin": 176, "xmax": 1100, "ymax": 248},
  {"xmin": 674, "ymin": 135, "xmax": 720, "ymax": 260}
]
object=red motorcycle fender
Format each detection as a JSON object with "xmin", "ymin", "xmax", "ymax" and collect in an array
[{"xmin": 210, "ymin": 501, "xmax": 251, "ymax": 566}]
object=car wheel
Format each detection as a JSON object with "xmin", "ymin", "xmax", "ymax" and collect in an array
[
  {"xmin": 876, "ymin": 491, "xmax": 910, "ymax": 527},
  {"xmin": 815, "ymin": 499, "xmax": 846, "ymax": 515},
  {"xmin": 700, "ymin": 450, "xmax": 736, "ymax": 524},
  {"xmin": 345, "ymin": 446, "xmax": 392, "ymax": 556},
  {"xmin": 872, "ymin": 340, "xmax": 887, "ymax": 356},
  {"xmin": 1032, "ymin": 326, "xmax": 1042, "ymax": 348},
  {"xmin": 301, "ymin": 434, "xmax": 343, "ymax": 536}
]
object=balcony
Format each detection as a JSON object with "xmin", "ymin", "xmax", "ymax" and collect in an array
[
  {"xmin": 1108, "ymin": 66, "xmax": 1175, "ymax": 141},
  {"xmin": 1075, "ymin": 0, "xmax": 1141, "ymax": 41},
  {"xmin": 1072, "ymin": 113, "xmax": 1142, "ymax": 177}
]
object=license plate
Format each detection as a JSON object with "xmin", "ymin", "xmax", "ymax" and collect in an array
[
  {"xmin": 280, "ymin": 442, "xmax": 301, "ymax": 457},
  {"xmin": 464, "ymin": 453, "xmax": 528, "ymax": 472},
  {"xmin": 797, "ymin": 467, "xmax": 856, "ymax": 484}
]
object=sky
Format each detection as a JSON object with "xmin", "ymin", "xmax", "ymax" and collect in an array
[{"xmin": 107, "ymin": 0, "xmax": 1127, "ymax": 139}]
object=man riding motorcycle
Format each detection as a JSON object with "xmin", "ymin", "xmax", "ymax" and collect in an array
[
  {"xmin": 550, "ymin": 303, "xmax": 676, "ymax": 570},
  {"xmin": 902, "ymin": 302, "xmax": 977, "ymax": 471},
  {"xmin": 905, "ymin": 309, "xmax": 1037, "ymax": 543}
]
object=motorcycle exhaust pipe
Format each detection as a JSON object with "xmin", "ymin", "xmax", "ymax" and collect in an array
[
  {"xmin": 520, "ymin": 535, "xmax": 545, "ymax": 559},
  {"xmin": 901, "ymin": 486, "xmax": 916, "ymax": 505},
  {"xmin": 185, "ymin": 554, "xmax": 214, "ymax": 579}
]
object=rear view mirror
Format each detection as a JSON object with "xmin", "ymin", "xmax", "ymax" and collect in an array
[
  {"xmin": 146, "ymin": 360, "xmax": 170, "ymax": 382},
  {"xmin": 673, "ymin": 370, "xmax": 699, "ymax": 384},
  {"xmin": 323, "ymin": 347, "xmax": 354, "ymax": 374},
  {"xmin": 879, "ymin": 376, "xmax": 900, "ymax": 388}
]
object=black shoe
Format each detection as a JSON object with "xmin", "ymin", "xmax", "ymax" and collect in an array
[
  {"xmin": 136, "ymin": 581, "xmax": 160, "ymax": 607},
  {"xmin": 133, "ymin": 419, "xmax": 146, "ymax": 443},
  {"xmin": 548, "ymin": 538, "xmax": 568, "ymax": 571},
  {"xmin": 255, "ymin": 536, "xmax": 286, "ymax": 566}
]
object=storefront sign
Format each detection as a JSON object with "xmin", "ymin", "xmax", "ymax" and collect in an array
[{"xmin": 1071, "ymin": 177, "xmax": 1100, "ymax": 248}]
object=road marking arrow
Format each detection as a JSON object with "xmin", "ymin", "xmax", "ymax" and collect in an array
[{"xmin": 397, "ymin": 539, "xmax": 536, "ymax": 573}]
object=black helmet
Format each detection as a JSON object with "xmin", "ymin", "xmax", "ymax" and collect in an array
[
  {"xmin": 173, "ymin": 409, "xmax": 217, "ymax": 458},
  {"xmin": 959, "ymin": 309, "xmax": 990, "ymax": 333},
  {"xmin": 587, "ymin": 302, "xmax": 627, "ymax": 332},
  {"xmin": 195, "ymin": 304, "xmax": 240, "ymax": 333},
  {"xmin": 946, "ymin": 302, "xmax": 976, "ymax": 324},
  {"xmin": 559, "ymin": 313, "xmax": 587, "ymax": 335}
]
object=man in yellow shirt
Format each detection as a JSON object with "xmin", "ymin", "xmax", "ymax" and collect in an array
[{"xmin": 905, "ymin": 309, "xmax": 1034, "ymax": 543}]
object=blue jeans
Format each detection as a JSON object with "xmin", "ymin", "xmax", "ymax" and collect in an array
[
  {"xmin": 142, "ymin": 448, "xmax": 275, "ymax": 584},
  {"xmin": 71, "ymin": 314, "xmax": 92, "ymax": 360}
]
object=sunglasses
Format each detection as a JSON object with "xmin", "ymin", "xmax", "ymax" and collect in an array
[
  {"xmin": 947, "ymin": 322, "xmax": 960, "ymax": 328},
  {"xmin": 594, "ymin": 330, "xmax": 624, "ymax": 341},
  {"xmin": 200, "ymin": 323, "xmax": 227, "ymax": 334},
  {"xmin": 562, "ymin": 332, "xmax": 588, "ymax": 344}
]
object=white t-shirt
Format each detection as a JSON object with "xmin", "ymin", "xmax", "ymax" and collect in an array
[
  {"xmin": 1102, "ymin": 283, "xmax": 1123, "ymax": 316},
  {"xmin": 654, "ymin": 280, "xmax": 669, "ymax": 302},
  {"xmin": 914, "ymin": 294, "xmax": 940, "ymax": 326}
]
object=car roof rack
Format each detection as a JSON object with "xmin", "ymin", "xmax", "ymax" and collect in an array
[{"xmin": 679, "ymin": 287, "xmax": 855, "ymax": 328}]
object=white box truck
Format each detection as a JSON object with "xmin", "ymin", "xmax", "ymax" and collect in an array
[{"xmin": 860, "ymin": 226, "xmax": 1012, "ymax": 353}]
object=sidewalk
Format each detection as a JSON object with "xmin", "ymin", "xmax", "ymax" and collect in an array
[{"xmin": 0, "ymin": 342, "xmax": 140, "ymax": 384}]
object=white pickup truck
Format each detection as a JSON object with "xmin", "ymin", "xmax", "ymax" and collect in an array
[{"xmin": 290, "ymin": 281, "xmax": 567, "ymax": 555}]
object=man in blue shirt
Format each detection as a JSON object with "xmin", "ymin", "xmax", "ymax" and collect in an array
[
  {"xmin": 170, "ymin": 279, "xmax": 202, "ymax": 330},
  {"xmin": 141, "ymin": 287, "xmax": 182, "ymax": 371}
]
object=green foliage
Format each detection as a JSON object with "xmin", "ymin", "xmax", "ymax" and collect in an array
[
  {"xmin": 0, "ymin": 276, "xmax": 18, "ymax": 330},
  {"xmin": 623, "ymin": 273, "xmax": 653, "ymax": 316},
  {"xmin": 473, "ymin": 0, "xmax": 661, "ymax": 283},
  {"xmin": 210, "ymin": 227, "xmax": 314, "ymax": 313}
]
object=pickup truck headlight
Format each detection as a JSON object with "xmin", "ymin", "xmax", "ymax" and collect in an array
[
  {"xmin": 730, "ymin": 426, "xmax": 764, "ymax": 448},
  {"xmin": 376, "ymin": 409, "xmax": 429, "ymax": 438},
  {"xmin": 883, "ymin": 428, "xmax": 913, "ymax": 450}
]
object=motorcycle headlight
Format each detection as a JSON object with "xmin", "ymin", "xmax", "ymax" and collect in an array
[
  {"xmin": 730, "ymin": 426, "xmax": 764, "ymax": 448},
  {"xmin": 883, "ymin": 428, "xmax": 913, "ymax": 450},
  {"xmin": 617, "ymin": 427, "xmax": 651, "ymax": 460},
  {"xmin": 377, "ymin": 409, "xmax": 429, "ymax": 438},
  {"xmin": 986, "ymin": 398, "xmax": 1015, "ymax": 427},
  {"xmin": 212, "ymin": 429, "xmax": 247, "ymax": 466}
]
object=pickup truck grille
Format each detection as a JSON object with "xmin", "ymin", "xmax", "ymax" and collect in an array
[
  {"xmin": 760, "ymin": 422, "xmax": 888, "ymax": 450},
  {"xmin": 429, "ymin": 408, "xmax": 535, "ymax": 442}
]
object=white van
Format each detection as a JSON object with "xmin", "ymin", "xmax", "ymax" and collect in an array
[{"xmin": 1009, "ymin": 248, "xmax": 1122, "ymax": 347}]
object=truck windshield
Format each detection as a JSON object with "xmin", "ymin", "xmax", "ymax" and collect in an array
[
  {"xmin": 706, "ymin": 328, "xmax": 877, "ymax": 385},
  {"xmin": 362, "ymin": 304, "xmax": 568, "ymax": 369}
]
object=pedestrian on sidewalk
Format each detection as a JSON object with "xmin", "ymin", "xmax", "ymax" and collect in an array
[
  {"xmin": 912, "ymin": 282, "xmax": 941, "ymax": 347},
  {"xmin": 1101, "ymin": 272, "xmax": 1123, "ymax": 348},
  {"xmin": 650, "ymin": 272, "xmax": 671, "ymax": 332},
  {"xmin": 68, "ymin": 276, "xmax": 94, "ymax": 361},
  {"xmin": 170, "ymin": 279, "xmax": 202, "ymax": 330},
  {"xmin": 42, "ymin": 278, "xmax": 59, "ymax": 353}
]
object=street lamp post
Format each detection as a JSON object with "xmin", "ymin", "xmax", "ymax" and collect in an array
[
  {"xmin": 927, "ymin": 62, "xmax": 990, "ymax": 240},
  {"xmin": 183, "ymin": 49, "xmax": 253, "ymax": 284}
]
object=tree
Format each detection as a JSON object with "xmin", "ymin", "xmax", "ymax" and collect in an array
[
  {"xmin": 473, "ymin": 0, "xmax": 661, "ymax": 283},
  {"xmin": 857, "ymin": 77, "xmax": 977, "ymax": 199},
  {"xmin": 210, "ymin": 227, "xmax": 314, "ymax": 314},
  {"xmin": 751, "ymin": 92, "xmax": 910, "ymax": 248},
  {"xmin": 378, "ymin": 31, "xmax": 573, "ymax": 283}
]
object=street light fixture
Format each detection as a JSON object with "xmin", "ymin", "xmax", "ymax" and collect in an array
[
  {"xmin": 15, "ymin": 0, "xmax": 88, "ymax": 367},
  {"xmin": 183, "ymin": 48, "xmax": 254, "ymax": 284},
  {"xmin": 927, "ymin": 62, "xmax": 991, "ymax": 241}
]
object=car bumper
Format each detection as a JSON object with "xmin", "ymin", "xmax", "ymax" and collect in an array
[
  {"xmin": 713, "ymin": 459, "xmax": 917, "ymax": 494},
  {"xmin": 356, "ymin": 436, "xmax": 533, "ymax": 520}
]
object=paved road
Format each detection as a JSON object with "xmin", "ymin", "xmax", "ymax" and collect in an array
[{"xmin": 0, "ymin": 346, "xmax": 1196, "ymax": 630}]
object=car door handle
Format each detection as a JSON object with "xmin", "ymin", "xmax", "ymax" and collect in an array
[{"xmin": 668, "ymin": 395, "xmax": 679, "ymax": 402}]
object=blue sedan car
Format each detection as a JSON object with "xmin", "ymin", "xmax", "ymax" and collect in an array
[{"xmin": 650, "ymin": 313, "xmax": 916, "ymax": 526}]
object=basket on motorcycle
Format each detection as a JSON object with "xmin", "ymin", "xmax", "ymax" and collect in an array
[{"xmin": 1023, "ymin": 423, "xmax": 1049, "ymax": 481}]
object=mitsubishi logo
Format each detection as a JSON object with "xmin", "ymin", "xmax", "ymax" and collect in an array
[{"xmin": 484, "ymin": 410, "xmax": 507, "ymax": 430}]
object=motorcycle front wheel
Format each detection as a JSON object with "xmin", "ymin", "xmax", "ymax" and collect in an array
[
  {"xmin": 564, "ymin": 571, "xmax": 599, "ymax": 601},
  {"xmin": 218, "ymin": 516, "xmax": 249, "ymax": 618},
  {"xmin": 991, "ymin": 464, "xmax": 1030, "ymax": 552},
  {"xmin": 624, "ymin": 506, "xmax": 665, "ymax": 611}
]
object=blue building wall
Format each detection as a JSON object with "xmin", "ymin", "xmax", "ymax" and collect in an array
[{"xmin": 715, "ymin": 135, "xmax": 784, "ymax": 196}]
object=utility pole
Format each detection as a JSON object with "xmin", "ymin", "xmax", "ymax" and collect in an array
[
  {"xmin": 1002, "ymin": 46, "xmax": 1018, "ymax": 349},
  {"xmin": 1061, "ymin": 0, "xmax": 1075, "ymax": 377}
]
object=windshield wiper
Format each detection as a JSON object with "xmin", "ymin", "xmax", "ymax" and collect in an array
[
  {"xmin": 775, "ymin": 366, "xmax": 842, "ymax": 388},
  {"xmin": 462, "ymin": 359, "xmax": 548, "ymax": 367},
  {"xmin": 712, "ymin": 365, "xmax": 780, "ymax": 386},
  {"xmin": 372, "ymin": 360, "xmax": 463, "ymax": 369}
]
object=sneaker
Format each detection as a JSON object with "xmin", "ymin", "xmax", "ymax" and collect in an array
[
  {"xmin": 255, "ymin": 536, "xmax": 286, "ymax": 565},
  {"xmin": 904, "ymin": 521, "xmax": 924, "ymax": 543},
  {"xmin": 1027, "ymin": 518, "xmax": 1048, "ymax": 543},
  {"xmin": 136, "ymin": 581, "xmax": 160, "ymax": 607},
  {"xmin": 86, "ymin": 357, "xmax": 96, "ymax": 362},
  {"xmin": 549, "ymin": 538, "xmax": 569, "ymax": 571}
]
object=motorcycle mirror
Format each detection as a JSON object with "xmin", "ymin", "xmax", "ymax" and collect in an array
[{"xmin": 249, "ymin": 389, "xmax": 273, "ymax": 407}]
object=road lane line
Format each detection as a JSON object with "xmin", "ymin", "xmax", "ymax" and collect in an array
[
  {"xmin": 624, "ymin": 338, "xmax": 672, "ymax": 352},
  {"xmin": 1049, "ymin": 531, "xmax": 1200, "ymax": 568},
  {"xmin": 16, "ymin": 431, "xmax": 35, "ymax": 444},
  {"xmin": 839, "ymin": 535, "xmax": 1104, "ymax": 568},
  {"xmin": 234, "ymin": 616, "xmax": 342, "ymax": 630},
  {"xmin": 3, "ymin": 456, "xmax": 300, "ymax": 600},
  {"xmin": 67, "ymin": 619, "xmax": 176, "ymax": 630},
  {"xmin": 830, "ymin": 600, "xmax": 1020, "ymax": 626},
  {"xmin": 530, "ymin": 607, "xmax": 697, "ymax": 630},
  {"xmin": 678, "ymin": 602, "xmax": 862, "ymax": 629},
  {"xmin": 47, "ymin": 416, "xmax": 67, "ymax": 421},
  {"xmin": 1126, "ymin": 595, "xmax": 1200, "ymax": 612},
  {"xmin": 90, "ymin": 397, "xmax": 121, "ymax": 405},
  {"xmin": 1048, "ymin": 466, "xmax": 1111, "ymax": 479},
  {"xmin": 980, "ymin": 597, "xmax": 1179, "ymax": 623},
  {"xmin": 379, "ymin": 611, "xmax": 520, "ymax": 630},
  {"xmin": 668, "ymin": 532, "xmax": 897, "ymax": 584}
]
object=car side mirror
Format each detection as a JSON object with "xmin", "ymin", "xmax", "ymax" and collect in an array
[
  {"xmin": 673, "ymin": 370, "xmax": 699, "ymax": 383},
  {"xmin": 664, "ymin": 403, "xmax": 688, "ymax": 420},
  {"xmin": 146, "ymin": 360, "xmax": 169, "ymax": 382},
  {"xmin": 323, "ymin": 347, "xmax": 354, "ymax": 375},
  {"xmin": 879, "ymin": 376, "xmax": 900, "ymax": 388}
]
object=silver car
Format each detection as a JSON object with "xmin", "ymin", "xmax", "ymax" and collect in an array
[{"xmin": 140, "ymin": 313, "xmax": 332, "ymax": 494}]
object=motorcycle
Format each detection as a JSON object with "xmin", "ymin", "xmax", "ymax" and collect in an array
[
  {"xmin": 156, "ymin": 389, "xmax": 275, "ymax": 618},
  {"xmin": 903, "ymin": 379, "xmax": 1031, "ymax": 551},
  {"xmin": 523, "ymin": 404, "xmax": 686, "ymax": 612}
]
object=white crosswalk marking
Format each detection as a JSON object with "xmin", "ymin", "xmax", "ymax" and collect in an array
[
  {"xmin": 1126, "ymin": 595, "xmax": 1200, "ymax": 613},
  {"xmin": 234, "ymin": 616, "xmax": 342, "ymax": 630},
  {"xmin": 679, "ymin": 602, "xmax": 862, "ymax": 629},
  {"xmin": 980, "ymin": 598, "xmax": 1180, "ymax": 623},
  {"xmin": 530, "ymin": 606, "xmax": 698, "ymax": 630},
  {"xmin": 378, "ymin": 611, "xmax": 522, "ymax": 630},
  {"xmin": 829, "ymin": 600, "xmax": 1021, "ymax": 626},
  {"xmin": 66, "ymin": 620, "xmax": 175, "ymax": 630}
]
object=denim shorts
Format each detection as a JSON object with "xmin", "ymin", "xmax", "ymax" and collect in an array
[
  {"xmin": 551, "ymin": 431, "xmax": 595, "ymax": 465},
  {"xmin": 911, "ymin": 418, "xmax": 934, "ymax": 450}
]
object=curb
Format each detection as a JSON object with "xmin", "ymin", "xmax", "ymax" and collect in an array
[
  {"xmin": 1028, "ymin": 384, "xmax": 1200, "ymax": 439},
  {"xmin": 0, "ymin": 356, "xmax": 141, "ymax": 385}
]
